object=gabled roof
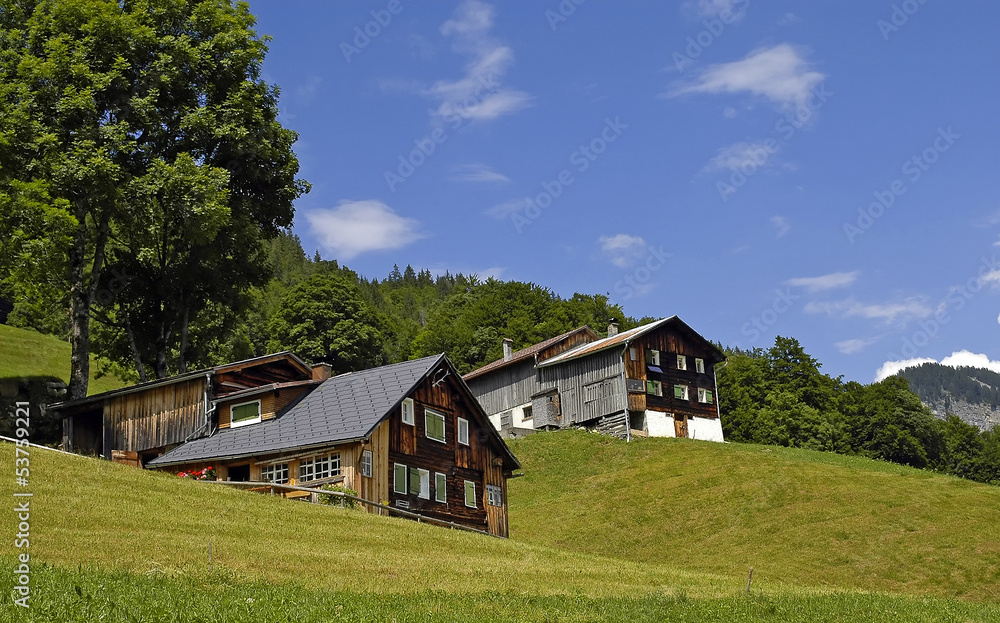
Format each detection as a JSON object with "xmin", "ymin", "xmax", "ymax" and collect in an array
[
  {"xmin": 463, "ymin": 326, "xmax": 600, "ymax": 381},
  {"xmin": 148, "ymin": 354, "xmax": 520, "ymax": 470},
  {"xmin": 537, "ymin": 316, "xmax": 725, "ymax": 366},
  {"xmin": 49, "ymin": 351, "xmax": 312, "ymax": 412}
]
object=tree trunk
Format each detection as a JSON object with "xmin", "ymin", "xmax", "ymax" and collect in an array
[
  {"xmin": 178, "ymin": 298, "xmax": 190, "ymax": 374},
  {"xmin": 125, "ymin": 312, "xmax": 147, "ymax": 383},
  {"xmin": 66, "ymin": 203, "xmax": 110, "ymax": 400}
]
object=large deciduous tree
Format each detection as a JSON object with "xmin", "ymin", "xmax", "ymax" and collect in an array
[{"xmin": 0, "ymin": 0, "xmax": 307, "ymax": 395}]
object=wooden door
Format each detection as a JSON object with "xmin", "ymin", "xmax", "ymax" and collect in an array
[{"xmin": 674, "ymin": 414, "xmax": 688, "ymax": 438}]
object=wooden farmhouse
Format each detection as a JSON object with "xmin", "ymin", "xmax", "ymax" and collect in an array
[
  {"xmin": 52, "ymin": 353, "xmax": 520, "ymax": 537},
  {"xmin": 463, "ymin": 317, "xmax": 726, "ymax": 442}
]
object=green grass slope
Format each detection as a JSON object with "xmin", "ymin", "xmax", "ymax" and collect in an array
[
  {"xmin": 1, "ymin": 442, "xmax": 999, "ymax": 621},
  {"xmin": 0, "ymin": 324, "xmax": 125, "ymax": 396},
  {"xmin": 507, "ymin": 430, "xmax": 1000, "ymax": 601}
]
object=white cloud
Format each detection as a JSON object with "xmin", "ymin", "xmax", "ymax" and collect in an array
[
  {"xmin": 770, "ymin": 215, "xmax": 790, "ymax": 238},
  {"xmin": 305, "ymin": 200, "xmax": 424, "ymax": 260},
  {"xmin": 599, "ymin": 234, "xmax": 648, "ymax": 268},
  {"xmin": 429, "ymin": 0, "xmax": 532, "ymax": 123},
  {"xmin": 453, "ymin": 163, "xmax": 509, "ymax": 183},
  {"xmin": 484, "ymin": 198, "xmax": 526, "ymax": 219},
  {"xmin": 980, "ymin": 269, "xmax": 1000, "ymax": 287},
  {"xmin": 785, "ymin": 271, "xmax": 859, "ymax": 293},
  {"xmin": 875, "ymin": 357, "xmax": 936, "ymax": 381},
  {"xmin": 668, "ymin": 44, "xmax": 825, "ymax": 111},
  {"xmin": 805, "ymin": 296, "xmax": 932, "ymax": 325},
  {"xmin": 836, "ymin": 337, "xmax": 879, "ymax": 354},
  {"xmin": 704, "ymin": 141, "xmax": 778, "ymax": 172},
  {"xmin": 875, "ymin": 350, "xmax": 1000, "ymax": 381}
]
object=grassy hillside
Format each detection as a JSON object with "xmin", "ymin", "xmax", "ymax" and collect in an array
[
  {"xmin": 0, "ymin": 324, "xmax": 125, "ymax": 396},
  {"xmin": 2, "ymin": 442, "xmax": 999, "ymax": 622},
  {"xmin": 507, "ymin": 431, "xmax": 1000, "ymax": 601}
]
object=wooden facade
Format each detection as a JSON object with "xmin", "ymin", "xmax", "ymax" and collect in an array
[{"xmin": 465, "ymin": 317, "xmax": 726, "ymax": 441}]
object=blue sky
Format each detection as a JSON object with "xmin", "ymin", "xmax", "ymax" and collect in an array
[{"xmin": 246, "ymin": 0, "xmax": 1000, "ymax": 384}]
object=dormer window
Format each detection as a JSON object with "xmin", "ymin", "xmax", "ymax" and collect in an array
[{"xmin": 230, "ymin": 400, "xmax": 261, "ymax": 428}]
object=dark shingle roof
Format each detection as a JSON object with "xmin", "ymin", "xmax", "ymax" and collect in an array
[{"xmin": 148, "ymin": 354, "xmax": 445, "ymax": 467}]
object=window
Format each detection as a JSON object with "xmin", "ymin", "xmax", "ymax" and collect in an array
[
  {"xmin": 260, "ymin": 462, "xmax": 288, "ymax": 484},
  {"xmin": 464, "ymin": 480, "xmax": 477, "ymax": 508},
  {"xmin": 457, "ymin": 417, "xmax": 470, "ymax": 445},
  {"xmin": 409, "ymin": 467, "xmax": 429, "ymax": 499},
  {"xmin": 401, "ymin": 398, "xmax": 414, "ymax": 425},
  {"xmin": 646, "ymin": 349, "xmax": 660, "ymax": 366},
  {"xmin": 629, "ymin": 347, "xmax": 638, "ymax": 361},
  {"xmin": 695, "ymin": 358, "xmax": 705, "ymax": 374},
  {"xmin": 645, "ymin": 380, "xmax": 663, "ymax": 396},
  {"xmin": 674, "ymin": 384, "xmax": 689, "ymax": 400},
  {"xmin": 676, "ymin": 354, "xmax": 687, "ymax": 371},
  {"xmin": 361, "ymin": 450, "xmax": 372, "ymax": 478},
  {"xmin": 486, "ymin": 484, "xmax": 503, "ymax": 507},
  {"xmin": 298, "ymin": 453, "xmax": 341, "ymax": 481},
  {"xmin": 425, "ymin": 408, "xmax": 446, "ymax": 443},
  {"xmin": 230, "ymin": 400, "xmax": 261, "ymax": 428},
  {"xmin": 394, "ymin": 463, "xmax": 407, "ymax": 494},
  {"xmin": 698, "ymin": 388, "xmax": 714, "ymax": 404},
  {"xmin": 435, "ymin": 472, "xmax": 447, "ymax": 503},
  {"xmin": 523, "ymin": 405, "xmax": 533, "ymax": 420}
]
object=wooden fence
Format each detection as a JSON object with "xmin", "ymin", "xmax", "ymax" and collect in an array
[{"xmin": 202, "ymin": 480, "xmax": 499, "ymax": 538}]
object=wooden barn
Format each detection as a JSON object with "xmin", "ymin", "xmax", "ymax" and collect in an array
[
  {"xmin": 52, "ymin": 352, "xmax": 326, "ymax": 464},
  {"xmin": 464, "ymin": 317, "xmax": 726, "ymax": 442},
  {"xmin": 147, "ymin": 354, "xmax": 520, "ymax": 537}
]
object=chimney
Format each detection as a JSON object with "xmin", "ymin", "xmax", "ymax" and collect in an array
[
  {"xmin": 311, "ymin": 363, "xmax": 332, "ymax": 381},
  {"xmin": 502, "ymin": 338, "xmax": 514, "ymax": 362},
  {"xmin": 607, "ymin": 321, "xmax": 619, "ymax": 338}
]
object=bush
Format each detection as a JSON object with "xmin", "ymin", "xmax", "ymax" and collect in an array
[{"xmin": 319, "ymin": 483, "xmax": 360, "ymax": 509}]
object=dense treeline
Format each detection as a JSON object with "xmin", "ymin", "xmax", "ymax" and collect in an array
[
  {"xmin": 719, "ymin": 338, "xmax": 1000, "ymax": 485},
  {"xmin": 898, "ymin": 362, "xmax": 1000, "ymax": 409},
  {"xmin": 4, "ymin": 232, "xmax": 638, "ymax": 379}
]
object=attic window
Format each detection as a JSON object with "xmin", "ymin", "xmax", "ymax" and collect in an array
[
  {"xmin": 401, "ymin": 398, "xmax": 415, "ymax": 426},
  {"xmin": 230, "ymin": 400, "xmax": 261, "ymax": 428},
  {"xmin": 646, "ymin": 349, "xmax": 660, "ymax": 366},
  {"xmin": 458, "ymin": 417, "xmax": 470, "ymax": 445},
  {"xmin": 425, "ymin": 409, "xmax": 446, "ymax": 443},
  {"xmin": 695, "ymin": 358, "xmax": 705, "ymax": 374},
  {"xmin": 676, "ymin": 355, "xmax": 687, "ymax": 371}
]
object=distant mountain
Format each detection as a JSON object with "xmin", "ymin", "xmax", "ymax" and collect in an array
[{"xmin": 896, "ymin": 362, "xmax": 1000, "ymax": 431}]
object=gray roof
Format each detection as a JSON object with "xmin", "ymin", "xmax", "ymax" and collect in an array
[{"xmin": 148, "ymin": 354, "xmax": 445, "ymax": 467}]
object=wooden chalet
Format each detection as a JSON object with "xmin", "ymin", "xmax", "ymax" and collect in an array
[
  {"xmin": 53, "ymin": 352, "xmax": 327, "ymax": 464},
  {"xmin": 463, "ymin": 317, "xmax": 726, "ymax": 441},
  {"xmin": 146, "ymin": 354, "xmax": 520, "ymax": 537}
]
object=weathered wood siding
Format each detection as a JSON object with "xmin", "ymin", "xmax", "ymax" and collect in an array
[
  {"xmin": 548, "ymin": 349, "xmax": 626, "ymax": 426},
  {"xmin": 104, "ymin": 378, "xmax": 206, "ymax": 456},
  {"xmin": 388, "ymin": 371, "xmax": 511, "ymax": 537},
  {"xmin": 466, "ymin": 360, "xmax": 537, "ymax": 416},
  {"xmin": 635, "ymin": 329, "xmax": 720, "ymax": 422},
  {"xmin": 217, "ymin": 387, "xmax": 310, "ymax": 429}
]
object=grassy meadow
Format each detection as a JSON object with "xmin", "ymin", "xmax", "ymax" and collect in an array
[{"xmin": 0, "ymin": 325, "xmax": 125, "ymax": 396}]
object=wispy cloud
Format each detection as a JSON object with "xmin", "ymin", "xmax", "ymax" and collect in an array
[
  {"xmin": 599, "ymin": 234, "xmax": 647, "ymax": 268},
  {"xmin": 704, "ymin": 141, "xmax": 779, "ymax": 172},
  {"xmin": 667, "ymin": 44, "xmax": 825, "ymax": 111},
  {"xmin": 785, "ymin": 271, "xmax": 859, "ymax": 293},
  {"xmin": 305, "ymin": 200, "xmax": 424, "ymax": 260},
  {"xmin": 836, "ymin": 337, "xmax": 880, "ymax": 354},
  {"xmin": 685, "ymin": 0, "xmax": 748, "ymax": 20},
  {"xmin": 980, "ymin": 269, "xmax": 1000, "ymax": 287},
  {"xmin": 805, "ymin": 295, "xmax": 931, "ymax": 325},
  {"xmin": 875, "ymin": 350, "xmax": 1000, "ymax": 381},
  {"xmin": 484, "ymin": 198, "xmax": 526, "ymax": 219},
  {"xmin": 770, "ymin": 215, "xmax": 790, "ymax": 238},
  {"xmin": 429, "ymin": 0, "xmax": 532, "ymax": 123},
  {"xmin": 453, "ymin": 163, "xmax": 510, "ymax": 183}
]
